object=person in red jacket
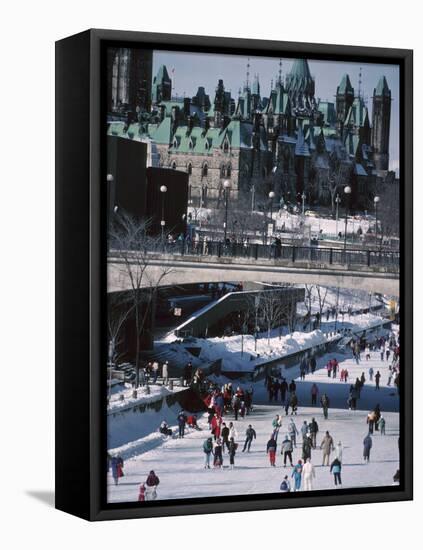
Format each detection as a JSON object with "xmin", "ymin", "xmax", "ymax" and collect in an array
[
  {"xmin": 211, "ymin": 413, "xmax": 221, "ymax": 440},
  {"xmin": 145, "ymin": 470, "xmax": 160, "ymax": 500},
  {"xmin": 138, "ymin": 483, "xmax": 146, "ymax": 502}
]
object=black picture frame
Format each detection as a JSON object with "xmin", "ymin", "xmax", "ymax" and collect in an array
[{"xmin": 55, "ymin": 28, "xmax": 413, "ymax": 521}]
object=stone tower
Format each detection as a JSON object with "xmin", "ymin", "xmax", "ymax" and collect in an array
[
  {"xmin": 371, "ymin": 76, "xmax": 391, "ymax": 172},
  {"xmin": 336, "ymin": 74, "xmax": 354, "ymax": 129},
  {"xmin": 151, "ymin": 65, "xmax": 172, "ymax": 104}
]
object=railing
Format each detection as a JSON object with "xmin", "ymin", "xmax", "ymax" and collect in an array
[
  {"xmin": 108, "ymin": 241, "xmax": 400, "ymax": 272},
  {"xmin": 139, "ymin": 240, "xmax": 400, "ymax": 272}
]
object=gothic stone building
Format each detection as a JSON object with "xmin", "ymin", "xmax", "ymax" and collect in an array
[{"xmin": 107, "ymin": 57, "xmax": 393, "ymax": 211}]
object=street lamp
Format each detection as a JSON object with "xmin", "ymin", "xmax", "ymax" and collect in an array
[
  {"xmin": 335, "ymin": 193, "xmax": 341, "ymax": 237},
  {"xmin": 301, "ymin": 191, "xmax": 306, "ymax": 215},
  {"xmin": 223, "ymin": 179, "xmax": 231, "ymax": 243},
  {"xmin": 374, "ymin": 195, "xmax": 380, "ymax": 246},
  {"xmin": 160, "ymin": 184, "xmax": 167, "ymax": 242},
  {"xmin": 343, "ymin": 185, "xmax": 351, "ymax": 254},
  {"xmin": 268, "ymin": 191, "xmax": 275, "ymax": 220}
]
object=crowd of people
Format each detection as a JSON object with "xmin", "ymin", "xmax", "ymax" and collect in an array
[{"xmin": 108, "ymin": 327, "xmax": 400, "ymax": 499}]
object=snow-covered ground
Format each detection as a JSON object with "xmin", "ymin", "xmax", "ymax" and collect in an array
[
  {"xmin": 160, "ymin": 313, "xmax": 389, "ymax": 373},
  {"xmin": 108, "ymin": 346, "xmax": 399, "ymax": 503}
]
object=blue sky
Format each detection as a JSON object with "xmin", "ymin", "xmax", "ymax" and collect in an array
[{"xmin": 153, "ymin": 50, "xmax": 400, "ymax": 174}]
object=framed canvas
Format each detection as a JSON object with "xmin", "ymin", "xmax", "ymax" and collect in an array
[{"xmin": 55, "ymin": 29, "xmax": 413, "ymax": 521}]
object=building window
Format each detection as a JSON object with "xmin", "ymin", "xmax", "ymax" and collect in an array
[
  {"xmin": 223, "ymin": 140, "xmax": 229, "ymax": 153},
  {"xmin": 172, "ymin": 161, "xmax": 177, "ymax": 170},
  {"xmin": 187, "ymin": 163, "xmax": 192, "ymax": 176},
  {"xmin": 202, "ymin": 164, "xmax": 208, "ymax": 178},
  {"xmin": 227, "ymin": 165, "xmax": 232, "ymax": 177},
  {"xmin": 220, "ymin": 164, "xmax": 226, "ymax": 178}
]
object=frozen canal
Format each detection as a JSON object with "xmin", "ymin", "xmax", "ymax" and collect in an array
[{"xmin": 108, "ymin": 348, "xmax": 400, "ymax": 503}]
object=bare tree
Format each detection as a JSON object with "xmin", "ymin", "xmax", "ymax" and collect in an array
[
  {"xmin": 315, "ymin": 286, "xmax": 329, "ymax": 329},
  {"xmin": 257, "ymin": 289, "xmax": 288, "ymax": 346},
  {"xmin": 108, "ymin": 212, "xmax": 173, "ymax": 387}
]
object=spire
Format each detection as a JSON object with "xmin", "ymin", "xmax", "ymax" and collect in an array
[
  {"xmin": 252, "ymin": 73, "xmax": 260, "ymax": 96},
  {"xmin": 245, "ymin": 57, "xmax": 251, "ymax": 90},
  {"xmin": 358, "ymin": 67, "xmax": 363, "ymax": 98},
  {"xmin": 278, "ymin": 58, "xmax": 283, "ymax": 85},
  {"xmin": 374, "ymin": 76, "xmax": 391, "ymax": 97},
  {"xmin": 337, "ymin": 74, "xmax": 354, "ymax": 95}
]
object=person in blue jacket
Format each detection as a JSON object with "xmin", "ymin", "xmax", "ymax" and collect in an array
[
  {"xmin": 177, "ymin": 410, "xmax": 187, "ymax": 438},
  {"xmin": 291, "ymin": 459, "xmax": 303, "ymax": 492},
  {"xmin": 110, "ymin": 455, "xmax": 124, "ymax": 486},
  {"xmin": 330, "ymin": 457, "xmax": 342, "ymax": 486}
]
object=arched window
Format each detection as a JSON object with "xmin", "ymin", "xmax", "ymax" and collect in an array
[
  {"xmin": 227, "ymin": 164, "xmax": 232, "ymax": 177},
  {"xmin": 172, "ymin": 161, "xmax": 177, "ymax": 170},
  {"xmin": 187, "ymin": 163, "xmax": 192, "ymax": 176},
  {"xmin": 220, "ymin": 164, "xmax": 226, "ymax": 178},
  {"xmin": 202, "ymin": 163, "xmax": 208, "ymax": 178},
  {"xmin": 223, "ymin": 139, "xmax": 229, "ymax": 153}
]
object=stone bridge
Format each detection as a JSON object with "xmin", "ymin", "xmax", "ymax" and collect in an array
[{"xmin": 107, "ymin": 248, "xmax": 400, "ymax": 297}]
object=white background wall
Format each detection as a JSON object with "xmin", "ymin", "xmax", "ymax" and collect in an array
[{"xmin": 0, "ymin": 1, "xmax": 419, "ymax": 547}]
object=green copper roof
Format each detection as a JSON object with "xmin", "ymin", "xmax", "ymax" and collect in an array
[
  {"xmin": 155, "ymin": 65, "xmax": 171, "ymax": 83},
  {"xmin": 149, "ymin": 116, "xmax": 172, "ymax": 144},
  {"xmin": 337, "ymin": 74, "xmax": 354, "ymax": 95},
  {"xmin": 375, "ymin": 76, "xmax": 391, "ymax": 97},
  {"xmin": 285, "ymin": 59, "xmax": 314, "ymax": 96}
]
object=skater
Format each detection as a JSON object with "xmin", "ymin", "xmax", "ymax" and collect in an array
[
  {"xmin": 221, "ymin": 422, "xmax": 230, "ymax": 452},
  {"xmin": 203, "ymin": 437, "xmax": 213, "ymax": 468},
  {"xmin": 177, "ymin": 410, "xmax": 187, "ymax": 438},
  {"xmin": 302, "ymin": 434, "xmax": 313, "ymax": 462},
  {"xmin": 288, "ymin": 418, "xmax": 299, "ymax": 447},
  {"xmin": 281, "ymin": 435, "xmax": 294, "ymax": 467},
  {"xmin": 320, "ymin": 393, "xmax": 330, "ymax": 419},
  {"xmin": 289, "ymin": 392, "xmax": 298, "ymax": 415},
  {"xmin": 310, "ymin": 356, "xmax": 317, "ymax": 374},
  {"xmin": 159, "ymin": 420, "xmax": 172, "ymax": 436},
  {"xmin": 363, "ymin": 433, "xmax": 373, "ymax": 462},
  {"xmin": 291, "ymin": 460, "xmax": 303, "ymax": 492},
  {"xmin": 271, "ymin": 415, "xmax": 282, "ymax": 440},
  {"xmin": 302, "ymin": 458, "xmax": 316, "ymax": 491},
  {"xmin": 110, "ymin": 455, "xmax": 124, "ymax": 486},
  {"xmin": 280, "ymin": 475, "xmax": 291, "ymax": 493},
  {"xmin": 378, "ymin": 415, "xmax": 386, "ymax": 435},
  {"xmin": 162, "ymin": 360, "xmax": 169, "ymax": 385},
  {"xmin": 330, "ymin": 457, "xmax": 342, "ymax": 486},
  {"xmin": 267, "ymin": 435, "xmax": 277, "ymax": 467},
  {"xmin": 300, "ymin": 420, "xmax": 309, "ymax": 441},
  {"xmin": 308, "ymin": 417, "xmax": 319, "ymax": 449},
  {"xmin": 242, "ymin": 424, "xmax": 257, "ymax": 452},
  {"xmin": 335, "ymin": 440, "xmax": 343, "ymax": 463},
  {"xmin": 229, "ymin": 438, "xmax": 237, "ymax": 469},
  {"xmin": 138, "ymin": 483, "xmax": 146, "ymax": 502},
  {"xmin": 213, "ymin": 438, "xmax": 223, "ymax": 468},
  {"xmin": 145, "ymin": 470, "xmax": 160, "ymax": 500},
  {"xmin": 228, "ymin": 421, "xmax": 237, "ymax": 443},
  {"xmin": 369, "ymin": 366, "xmax": 374, "ymax": 381},
  {"xmin": 320, "ymin": 431, "xmax": 335, "ymax": 466},
  {"xmin": 367, "ymin": 410, "xmax": 377, "ymax": 434},
  {"xmin": 280, "ymin": 378, "xmax": 288, "ymax": 404},
  {"xmin": 311, "ymin": 383, "xmax": 319, "ymax": 406}
]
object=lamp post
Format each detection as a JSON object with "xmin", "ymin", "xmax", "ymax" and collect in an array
[
  {"xmin": 335, "ymin": 193, "xmax": 341, "ymax": 237},
  {"xmin": 374, "ymin": 195, "xmax": 380, "ymax": 246},
  {"xmin": 301, "ymin": 191, "xmax": 306, "ymax": 215},
  {"xmin": 223, "ymin": 179, "xmax": 231, "ymax": 243},
  {"xmin": 160, "ymin": 184, "xmax": 167, "ymax": 242},
  {"xmin": 343, "ymin": 185, "xmax": 351, "ymax": 254},
  {"xmin": 268, "ymin": 191, "xmax": 275, "ymax": 244}
]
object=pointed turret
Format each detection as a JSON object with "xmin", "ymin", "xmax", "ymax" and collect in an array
[
  {"xmin": 336, "ymin": 74, "xmax": 354, "ymax": 126},
  {"xmin": 152, "ymin": 65, "xmax": 172, "ymax": 104},
  {"xmin": 372, "ymin": 76, "xmax": 392, "ymax": 172}
]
